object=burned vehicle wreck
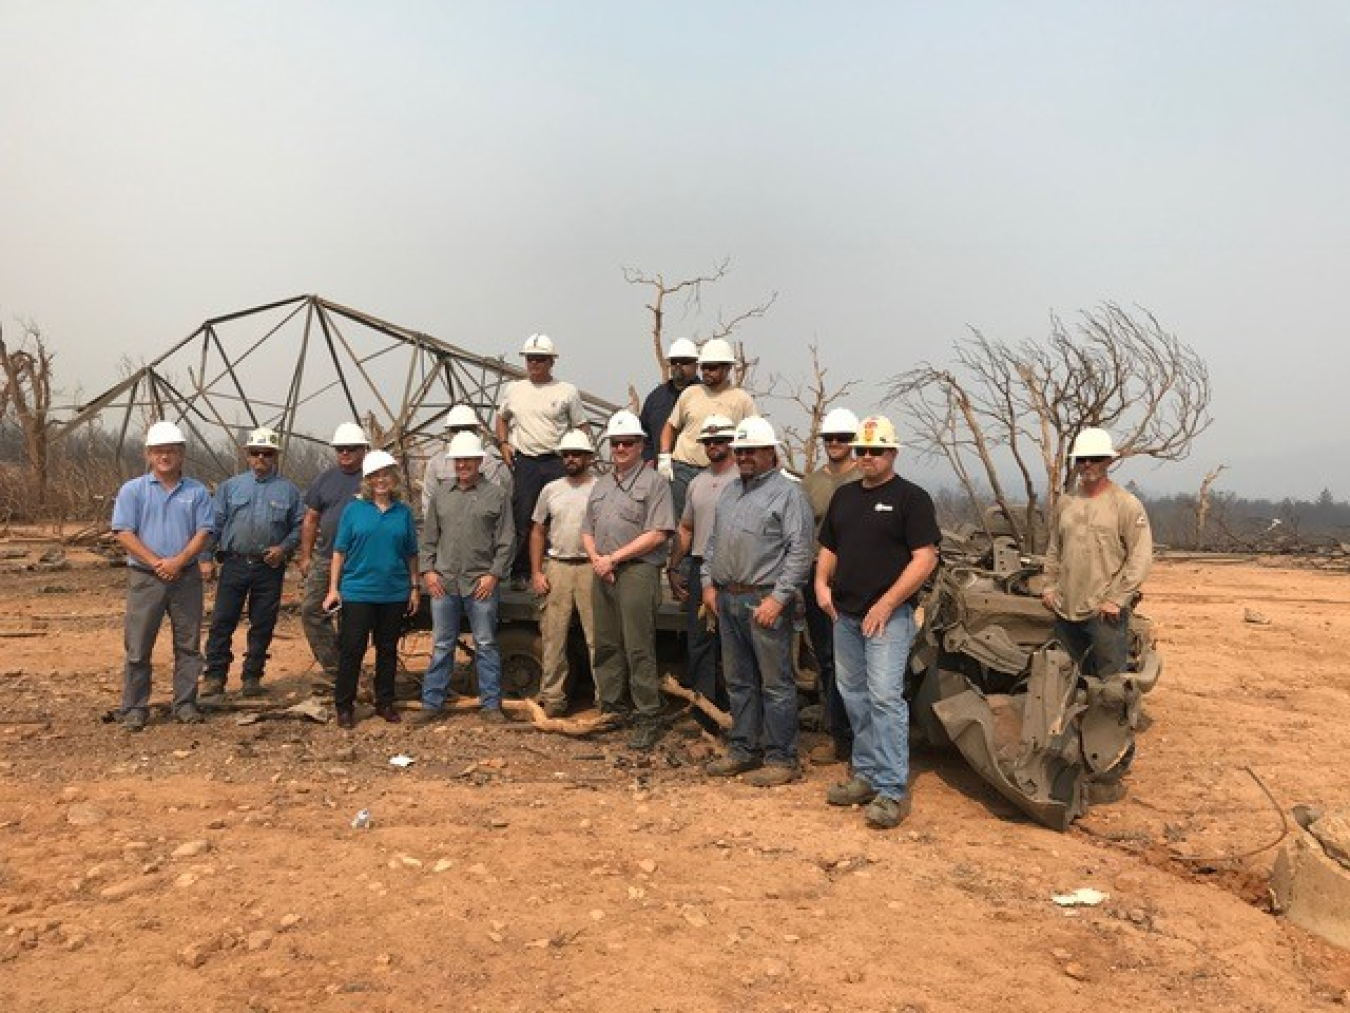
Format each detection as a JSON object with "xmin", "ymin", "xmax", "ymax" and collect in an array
[{"xmin": 905, "ymin": 522, "xmax": 1161, "ymax": 831}]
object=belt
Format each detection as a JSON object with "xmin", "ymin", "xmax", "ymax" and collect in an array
[
  {"xmin": 518, "ymin": 452, "xmax": 560, "ymax": 460},
  {"xmin": 548, "ymin": 556, "xmax": 589, "ymax": 565},
  {"xmin": 722, "ymin": 582, "xmax": 773, "ymax": 595},
  {"xmin": 221, "ymin": 551, "xmax": 270, "ymax": 565}
]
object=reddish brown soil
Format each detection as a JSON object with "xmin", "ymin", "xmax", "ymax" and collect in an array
[{"xmin": 2, "ymin": 535, "xmax": 1348, "ymax": 1012}]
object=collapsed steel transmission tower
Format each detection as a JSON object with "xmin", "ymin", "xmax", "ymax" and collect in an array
[{"xmin": 53, "ymin": 295, "xmax": 620, "ymax": 484}]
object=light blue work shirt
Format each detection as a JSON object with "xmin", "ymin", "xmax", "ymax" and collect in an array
[
  {"xmin": 213, "ymin": 471, "xmax": 305, "ymax": 556},
  {"xmin": 111, "ymin": 473, "xmax": 215, "ymax": 566}
]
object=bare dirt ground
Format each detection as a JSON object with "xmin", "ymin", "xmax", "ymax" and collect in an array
[{"xmin": 1, "ymin": 533, "xmax": 1349, "ymax": 1013}]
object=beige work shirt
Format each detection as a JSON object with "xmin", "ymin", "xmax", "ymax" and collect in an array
[
  {"xmin": 1043, "ymin": 482, "xmax": 1153, "ymax": 620},
  {"xmin": 667, "ymin": 385, "xmax": 757, "ymax": 467}
]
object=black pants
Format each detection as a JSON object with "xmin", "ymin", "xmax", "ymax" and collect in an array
[
  {"xmin": 336, "ymin": 601, "xmax": 405, "ymax": 711},
  {"xmin": 511, "ymin": 454, "xmax": 565, "ymax": 578}
]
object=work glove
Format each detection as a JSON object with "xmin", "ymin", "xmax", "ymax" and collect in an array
[{"xmin": 657, "ymin": 453, "xmax": 675, "ymax": 482}]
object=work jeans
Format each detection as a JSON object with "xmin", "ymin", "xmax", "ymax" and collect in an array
[
  {"xmin": 204, "ymin": 556, "xmax": 284, "ymax": 684},
  {"xmin": 670, "ymin": 460, "xmax": 702, "ymax": 520},
  {"xmin": 834, "ymin": 606, "xmax": 917, "ymax": 800},
  {"xmin": 682, "ymin": 556, "xmax": 726, "ymax": 729},
  {"xmin": 122, "ymin": 566, "xmax": 204, "ymax": 714},
  {"xmin": 804, "ymin": 565, "xmax": 851, "ymax": 754},
  {"xmin": 1054, "ymin": 609, "xmax": 1132, "ymax": 678},
  {"xmin": 336, "ymin": 600, "xmax": 404, "ymax": 712},
  {"xmin": 511, "ymin": 454, "xmax": 565, "ymax": 578},
  {"xmin": 592, "ymin": 562, "xmax": 663, "ymax": 721},
  {"xmin": 423, "ymin": 588, "xmax": 502, "ymax": 711},
  {"xmin": 537, "ymin": 559, "xmax": 596, "ymax": 710},
  {"xmin": 718, "ymin": 590, "xmax": 799, "ymax": 767},
  {"xmin": 301, "ymin": 555, "xmax": 340, "ymax": 678}
]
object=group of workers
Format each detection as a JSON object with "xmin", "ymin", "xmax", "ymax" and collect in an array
[{"xmin": 109, "ymin": 332, "xmax": 1151, "ymax": 830}]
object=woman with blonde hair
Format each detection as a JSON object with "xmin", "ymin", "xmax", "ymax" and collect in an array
[{"xmin": 323, "ymin": 450, "xmax": 420, "ymax": 728}]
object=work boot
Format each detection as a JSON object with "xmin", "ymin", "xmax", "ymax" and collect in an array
[
  {"xmin": 411, "ymin": 708, "xmax": 444, "ymax": 727},
  {"xmin": 174, "ymin": 702, "xmax": 205, "ymax": 725},
  {"xmin": 628, "ymin": 721, "xmax": 663, "ymax": 751},
  {"xmin": 864, "ymin": 794, "xmax": 912, "ymax": 829},
  {"xmin": 374, "ymin": 703, "xmax": 402, "ymax": 724},
  {"xmin": 480, "ymin": 707, "xmax": 507, "ymax": 725},
  {"xmin": 199, "ymin": 676, "xmax": 226, "ymax": 700},
  {"xmin": 241, "ymin": 677, "xmax": 265, "ymax": 698},
  {"xmin": 705, "ymin": 753, "xmax": 762, "ymax": 778},
  {"xmin": 540, "ymin": 699, "xmax": 568, "ymax": 719},
  {"xmin": 746, "ymin": 763, "xmax": 802, "ymax": 788},
  {"xmin": 826, "ymin": 776, "xmax": 877, "ymax": 807},
  {"xmin": 336, "ymin": 708, "xmax": 356, "ymax": 730},
  {"xmin": 121, "ymin": 708, "xmax": 148, "ymax": 733}
]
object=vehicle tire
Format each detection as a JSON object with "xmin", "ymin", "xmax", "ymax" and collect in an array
[{"xmin": 497, "ymin": 625, "xmax": 544, "ymax": 700}]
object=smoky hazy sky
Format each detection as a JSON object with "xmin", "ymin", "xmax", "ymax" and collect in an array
[{"xmin": 3, "ymin": 2, "xmax": 1347, "ymax": 499}]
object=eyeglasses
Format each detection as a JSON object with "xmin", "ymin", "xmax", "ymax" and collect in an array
[
  {"xmin": 610, "ymin": 438, "xmax": 639, "ymax": 449},
  {"xmin": 853, "ymin": 447, "xmax": 889, "ymax": 458},
  {"xmin": 247, "ymin": 449, "xmax": 277, "ymax": 458},
  {"xmin": 334, "ymin": 446, "xmax": 363, "ymax": 454},
  {"xmin": 700, "ymin": 363, "xmax": 728, "ymax": 371},
  {"xmin": 821, "ymin": 434, "xmax": 853, "ymax": 444},
  {"xmin": 732, "ymin": 447, "xmax": 763, "ymax": 456}
]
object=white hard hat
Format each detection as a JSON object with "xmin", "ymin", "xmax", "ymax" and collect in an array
[
  {"xmin": 557, "ymin": 429, "xmax": 595, "ymax": 454},
  {"xmin": 819, "ymin": 408, "xmax": 860, "ymax": 437},
  {"xmin": 731, "ymin": 415, "xmax": 780, "ymax": 449},
  {"xmin": 442, "ymin": 404, "xmax": 479, "ymax": 430},
  {"xmin": 850, "ymin": 415, "xmax": 901, "ymax": 450},
  {"xmin": 446, "ymin": 432, "xmax": 486, "ymax": 459},
  {"xmin": 696, "ymin": 414, "xmax": 736, "ymax": 442},
  {"xmin": 697, "ymin": 338, "xmax": 737, "ymax": 366},
  {"xmin": 361, "ymin": 449, "xmax": 398, "ymax": 477},
  {"xmin": 330, "ymin": 423, "xmax": 371, "ymax": 447},
  {"xmin": 520, "ymin": 333, "xmax": 558, "ymax": 357},
  {"xmin": 1070, "ymin": 427, "xmax": 1118, "ymax": 460},
  {"xmin": 145, "ymin": 420, "xmax": 186, "ymax": 447},
  {"xmin": 667, "ymin": 337, "xmax": 699, "ymax": 361},
  {"xmin": 245, "ymin": 426, "xmax": 280, "ymax": 450},
  {"xmin": 603, "ymin": 410, "xmax": 646, "ymax": 441}
]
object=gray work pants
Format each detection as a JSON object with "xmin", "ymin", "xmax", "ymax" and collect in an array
[
  {"xmin": 591, "ymin": 562, "xmax": 663, "ymax": 720},
  {"xmin": 121, "ymin": 567, "xmax": 204, "ymax": 713},
  {"xmin": 301, "ymin": 555, "xmax": 340, "ymax": 678}
]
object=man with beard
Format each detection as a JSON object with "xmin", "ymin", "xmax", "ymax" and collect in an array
[
  {"xmin": 529, "ymin": 429, "xmax": 599, "ymax": 718},
  {"xmin": 639, "ymin": 337, "xmax": 700, "ymax": 466}
]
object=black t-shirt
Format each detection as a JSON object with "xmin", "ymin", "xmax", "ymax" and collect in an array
[{"xmin": 818, "ymin": 474, "xmax": 941, "ymax": 616}]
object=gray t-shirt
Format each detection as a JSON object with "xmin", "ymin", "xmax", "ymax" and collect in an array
[
  {"xmin": 680, "ymin": 466, "xmax": 738, "ymax": 557},
  {"xmin": 581, "ymin": 465, "xmax": 675, "ymax": 566},
  {"xmin": 304, "ymin": 466, "xmax": 363, "ymax": 557},
  {"xmin": 532, "ymin": 476, "xmax": 596, "ymax": 560}
]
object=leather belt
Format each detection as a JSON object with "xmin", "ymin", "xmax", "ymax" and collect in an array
[
  {"xmin": 722, "ymin": 582, "xmax": 773, "ymax": 595},
  {"xmin": 549, "ymin": 556, "xmax": 589, "ymax": 565}
]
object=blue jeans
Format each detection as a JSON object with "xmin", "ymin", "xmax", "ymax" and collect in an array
[
  {"xmin": 423, "ymin": 589, "xmax": 502, "ymax": 711},
  {"xmin": 804, "ymin": 564, "xmax": 851, "ymax": 754},
  {"xmin": 670, "ymin": 460, "xmax": 702, "ymax": 521},
  {"xmin": 718, "ymin": 590, "xmax": 799, "ymax": 766},
  {"xmin": 834, "ymin": 606, "xmax": 916, "ymax": 799},
  {"xmin": 1054, "ymin": 610, "xmax": 1132, "ymax": 677},
  {"xmin": 205, "ymin": 557, "xmax": 284, "ymax": 683}
]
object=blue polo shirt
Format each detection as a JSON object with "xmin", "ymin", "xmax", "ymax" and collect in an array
[
  {"xmin": 332, "ymin": 498, "xmax": 418, "ymax": 603},
  {"xmin": 111, "ymin": 472, "xmax": 215, "ymax": 566}
]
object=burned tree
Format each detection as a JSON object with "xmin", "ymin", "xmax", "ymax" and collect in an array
[
  {"xmin": 887, "ymin": 304, "xmax": 1211, "ymax": 552},
  {"xmin": 0, "ymin": 319, "xmax": 56, "ymax": 510},
  {"xmin": 775, "ymin": 342, "xmax": 860, "ymax": 473}
]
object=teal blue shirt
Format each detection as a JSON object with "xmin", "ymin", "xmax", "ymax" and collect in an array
[{"xmin": 332, "ymin": 498, "xmax": 418, "ymax": 603}]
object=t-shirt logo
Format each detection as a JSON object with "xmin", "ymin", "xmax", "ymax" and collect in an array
[{"xmin": 875, "ymin": 503, "xmax": 894, "ymax": 513}]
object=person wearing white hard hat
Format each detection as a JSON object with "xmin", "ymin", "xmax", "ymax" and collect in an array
[
  {"xmin": 666, "ymin": 415, "xmax": 738, "ymax": 733},
  {"xmin": 417, "ymin": 432, "xmax": 515, "ymax": 724},
  {"xmin": 581, "ymin": 410, "xmax": 676, "ymax": 749},
  {"xmin": 658, "ymin": 337, "xmax": 758, "ymax": 517},
  {"xmin": 1041, "ymin": 427, "xmax": 1152, "ymax": 801},
  {"xmin": 110, "ymin": 420, "xmax": 216, "ymax": 731},
  {"xmin": 201, "ymin": 427, "xmax": 304, "ymax": 700},
  {"xmin": 323, "ymin": 450, "xmax": 420, "ymax": 729},
  {"xmin": 638, "ymin": 337, "xmax": 700, "ymax": 468},
  {"xmin": 800, "ymin": 407, "xmax": 863, "ymax": 765},
  {"xmin": 528, "ymin": 429, "xmax": 600, "ymax": 717},
  {"xmin": 296, "ymin": 423, "xmax": 370, "ymax": 691},
  {"xmin": 816, "ymin": 416, "xmax": 940, "ymax": 829},
  {"xmin": 421, "ymin": 404, "xmax": 513, "ymax": 517},
  {"xmin": 700, "ymin": 417, "xmax": 814, "ymax": 785},
  {"xmin": 495, "ymin": 334, "xmax": 589, "ymax": 584}
]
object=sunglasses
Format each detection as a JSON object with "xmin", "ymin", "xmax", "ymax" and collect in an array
[
  {"xmin": 702, "ymin": 437, "xmax": 733, "ymax": 446},
  {"xmin": 670, "ymin": 358, "xmax": 697, "ymax": 366},
  {"xmin": 525, "ymin": 355, "xmax": 553, "ymax": 363},
  {"xmin": 561, "ymin": 450, "xmax": 590, "ymax": 459},
  {"xmin": 821, "ymin": 434, "xmax": 853, "ymax": 444},
  {"xmin": 247, "ymin": 449, "xmax": 277, "ymax": 458},
  {"xmin": 732, "ymin": 447, "xmax": 765, "ymax": 456},
  {"xmin": 1076, "ymin": 456, "xmax": 1111, "ymax": 465},
  {"xmin": 700, "ymin": 363, "xmax": 728, "ymax": 371},
  {"xmin": 610, "ymin": 438, "xmax": 639, "ymax": 449},
  {"xmin": 334, "ymin": 446, "xmax": 364, "ymax": 454},
  {"xmin": 854, "ymin": 447, "xmax": 889, "ymax": 458}
]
